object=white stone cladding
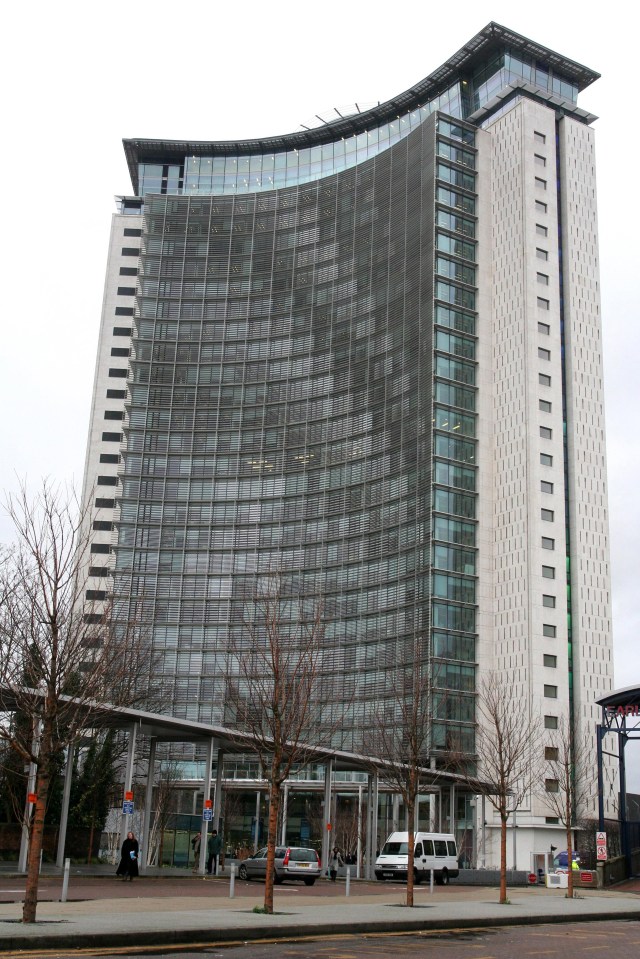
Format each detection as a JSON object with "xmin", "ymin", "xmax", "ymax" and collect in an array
[
  {"xmin": 475, "ymin": 97, "xmax": 614, "ymax": 862},
  {"xmin": 79, "ymin": 213, "xmax": 137, "ymax": 592},
  {"xmin": 558, "ymin": 116, "xmax": 615, "ymax": 814}
]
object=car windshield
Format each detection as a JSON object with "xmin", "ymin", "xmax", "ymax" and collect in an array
[
  {"xmin": 381, "ymin": 842, "xmax": 408, "ymax": 855},
  {"xmin": 289, "ymin": 848, "xmax": 317, "ymax": 862}
]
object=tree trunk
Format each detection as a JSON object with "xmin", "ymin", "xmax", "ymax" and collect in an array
[
  {"xmin": 566, "ymin": 817, "xmax": 574, "ymax": 899},
  {"xmin": 23, "ymin": 765, "xmax": 50, "ymax": 923},
  {"xmin": 263, "ymin": 776, "xmax": 281, "ymax": 915},
  {"xmin": 499, "ymin": 812, "xmax": 508, "ymax": 904},
  {"xmin": 87, "ymin": 814, "xmax": 95, "ymax": 865},
  {"xmin": 406, "ymin": 799, "xmax": 415, "ymax": 907}
]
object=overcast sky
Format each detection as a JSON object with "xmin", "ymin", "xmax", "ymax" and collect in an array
[{"xmin": 1, "ymin": 1, "xmax": 638, "ymax": 788}]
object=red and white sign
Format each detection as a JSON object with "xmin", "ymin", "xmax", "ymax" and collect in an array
[
  {"xmin": 27, "ymin": 792, "xmax": 37, "ymax": 803},
  {"xmin": 596, "ymin": 831, "xmax": 606, "ymax": 845},
  {"xmin": 580, "ymin": 871, "xmax": 594, "ymax": 883},
  {"xmin": 597, "ymin": 845, "xmax": 607, "ymax": 861}
]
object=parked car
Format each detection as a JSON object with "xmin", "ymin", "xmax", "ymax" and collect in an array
[{"xmin": 237, "ymin": 846, "xmax": 321, "ymax": 885}]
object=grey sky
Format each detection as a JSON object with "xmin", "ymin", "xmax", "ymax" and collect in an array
[{"xmin": 1, "ymin": 1, "xmax": 637, "ymax": 789}]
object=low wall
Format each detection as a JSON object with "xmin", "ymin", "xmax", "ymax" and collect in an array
[
  {"xmin": 0, "ymin": 824, "xmax": 100, "ymax": 862},
  {"xmin": 457, "ymin": 869, "xmax": 530, "ymax": 886}
]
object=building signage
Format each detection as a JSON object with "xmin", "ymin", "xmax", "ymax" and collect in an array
[
  {"xmin": 606, "ymin": 704, "xmax": 640, "ymax": 716},
  {"xmin": 596, "ymin": 831, "xmax": 607, "ymax": 861},
  {"xmin": 122, "ymin": 800, "xmax": 134, "ymax": 815},
  {"xmin": 203, "ymin": 808, "xmax": 213, "ymax": 821}
]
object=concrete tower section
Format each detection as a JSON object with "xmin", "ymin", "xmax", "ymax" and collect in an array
[{"xmin": 80, "ymin": 23, "xmax": 615, "ymax": 868}]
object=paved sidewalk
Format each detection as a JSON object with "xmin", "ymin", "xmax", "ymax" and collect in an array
[{"xmin": 0, "ymin": 883, "xmax": 639, "ymax": 952}]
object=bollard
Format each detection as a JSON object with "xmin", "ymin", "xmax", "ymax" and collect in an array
[
  {"xmin": 430, "ymin": 868, "xmax": 434, "ymax": 895},
  {"xmin": 345, "ymin": 866, "xmax": 350, "ymax": 897},
  {"xmin": 39, "ymin": 850, "xmax": 43, "ymax": 875},
  {"xmin": 229, "ymin": 861, "xmax": 235, "ymax": 899},
  {"xmin": 61, "ymin": 858, "xmax": 70, "ymax": 903}
]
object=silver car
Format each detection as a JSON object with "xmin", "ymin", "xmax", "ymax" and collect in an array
[{"xmin": 238, "ymin": 846, "xmax": 321, "ymax": 886}]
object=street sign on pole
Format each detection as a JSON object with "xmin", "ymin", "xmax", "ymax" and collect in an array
[
  {"xmin": 203, "ymin": 808, "xmax": 213, "ymax": 822},
  {"xmin": 596, "ymin": 830, "xmax": 607, "ymax": 861},
  {"xmin": 122, "ymin": 800, "xmax": 134, "ymax": 815}
]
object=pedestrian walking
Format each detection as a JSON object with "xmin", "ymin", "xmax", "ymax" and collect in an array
[
  {"xmin": 329, "ymin": 847, "xmax": 344, "ymax": 881},
  {"xmin": 207, "ymin": 829, "xmax": 223, "ymax": 875},
  {"xmin": 116, "ymin": 831, "xmax": 139, "ymax": 881}
]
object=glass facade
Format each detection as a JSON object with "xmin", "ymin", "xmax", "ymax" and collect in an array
[{"xmin": 113, "ymin": 104, "xmax": 480, "ymax": 760}]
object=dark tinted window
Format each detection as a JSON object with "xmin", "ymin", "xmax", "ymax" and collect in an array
[
  {"xmin": 382, "ymin": 841, "xmax": 408, "ymax": 855},
  {"xmin": 434, "ymin": 840, "xmax": 447, "ymax": 856},
  {"xmin": 289, "ymin": 848, "xmax": 317, "ymax": 862},
  {"xmin": 423, "ymin": 840, "xmax": 434, "ymax": 855},
  {"xmin": 414, "ymin": 842, "xmax": 422, "ymax": 857},
  {"xmin": 447, "ymin": 841, "xmax": 457, "ymax": 856}
]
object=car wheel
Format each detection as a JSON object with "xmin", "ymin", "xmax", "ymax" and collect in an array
[
  {"xmin": 274, "ymin": 873, "xmax": 284, "ymax": 885},
  {"xmin": 441, "ymin": 869, "xmax": 449, "ymax": 886},
  {"xmin": 238, "ymin": 864, "xmax": 248, "ymax": 880},
  {"xmin": 304, "ymin": 878, "xmax": 316, "ymax": 886}
]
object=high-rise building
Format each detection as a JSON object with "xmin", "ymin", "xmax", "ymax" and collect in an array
[{"xmin": 82, "ymin": 22, "xmax": 614, "ymax": 864}]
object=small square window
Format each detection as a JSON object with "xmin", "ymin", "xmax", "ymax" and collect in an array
[
  {"xmin": 542, "ymin": 565, "xmax": 555, "ymax": 579},
  {"xmin": 540, "ymin": 453, "xmax": 553, "ymax": 467},
  {"xmin": 111, "ymin": 347, "xmax": 130, "ymax": 357},
  {"xmin": 536, "ymin": 223, "xmax": 548, "ymax": 237},
  {"xmin": 542, "ymin": 536, "xmax": 555, "ymax": 549},
  {"xmin": 119, "ymin": 266, "xmax": 137, "ymax": 276},
  {"xmin": 91, "ymin": 543, "xmax": 110, "ymax": 554},
  {"xmin": 108, "ymin": 368, "xmax": 128, "ymax": 378},
  {"xmin": 535, "ymin": 200, "xmax": 548, "ymax": 214},
  {"xmin": 114, "ymin": 306, "xmax": 134, "ymax": 316},
  {"xmin": 95, "ymin": 498, "xmax": 115, "ymax": 509},
  {"xmin": 117, "ymin": 286, "xmax": 136, "ymax": 296},
  {"xmin": 544, "ymin": 684, "xmax": 558, "ymax": 698},
  {"xmin": 545, "ymin": 816, "xmax": 559, "ymax": 824},
  {"xmin": 534, "ymin": 154, "xmax": 546, "ymax": 167},
  {"xmin": 540, "ymin": 427, "xmax": 552, "ymax": 440},
  {"xmin": 92, "ymin": 519, "xmax": 113, "ymax": 531},
  {"xmin": 539, "ymin": 373, "xmax": 551, "ymax": 386},
  {"xmin": 534, "ymin": 131, "xmax": 546, "ymax": 145},
  {"xmin": 86, "ymin": 589, "xmax": 107, "ymax": 601},
  {"xmin": 545, "ymin": 746, "xmax": 559, "ymax": 761},
  {"xmin": 97, "ymin": 475, "xmax": 118, "ymax": 486},
  {"xmin": 537, "ymin": 296, "xmax": 550, "ymax": 310},
  {"xmin": 536, "ymin": 248, "xmax": 549, "ymax": 261},
  {"xmin": 543, "ymin": 594, "xmax": 556, "ymax": 608},
  {"xmin": 544, "ymin": 715, "xmax": 558, "ymax": 729},
  {"xmin": 543, "ymin": 624, "xmax": 557, "ymax": 638},
  {"xmin": 541, "ymin": 508, "xmax": 554, "ymax": 522},
  {"xmin": 104, "ymin": 410, "xmax": 124, "ymax": 420},
  {"xmin": 89, "ymin": 565, "xmax": 109, "ymax": 576},
  {"xmin": 538, "ymin": 321, "xmax": 550, "ymax": 335},
  {"xmin": 537, "ymin": 273, "xmax": 549, "ymax": 286},
  {"xmin": 106, "ymin": 389, "xmax": 126, "ymax": 399},
  {"xmin": 539, "ymin": 399, "xmax": 552, "ymax": 413},
  {"xmin": 99, "ymin": 453, "xmax": 119, "ymax": 464},
  {"xmin": 544, "ymin": 654, "xmax": 557, "ymax": 668},
  {"xmin": 545, "ymin": 778, "xmax": 559, "ymax": 792},
  {"xmin": 123, "ymin": 227, "xmax": 142, "ymax": 237},
  {"xmin": 121, "ymin": 247, "xmax": 140, "ymax": 256},
  {"xmin": 541, "ymin": 481, "xmax": 554, "ymax": 493},
  {"xmin": 535, "ymin": 177, "xmax": 547, "ymax": 190},
  {"xmin": 101, "ymin": 432, "xmax": 122, "ymax": 442},
  {"xmin": 538, "ymin": 347, "xmax": 551, "ymax": 360},
  {"xmin": 113, "ymin": 327, "xmax": 132, "ymax": 337}
]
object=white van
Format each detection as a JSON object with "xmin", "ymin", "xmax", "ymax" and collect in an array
[{"xmin": 375, "ymin": 831, "xmax": 459, "ymax": 885}]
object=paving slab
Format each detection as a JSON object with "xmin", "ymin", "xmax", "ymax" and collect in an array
[{"xmin": 0, "ymin": 883, "xmax": 639, "ymax": 952}]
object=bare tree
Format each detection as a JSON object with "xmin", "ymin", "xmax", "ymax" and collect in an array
[
  {"xmin": 145, "ymin": 760, "xmax": 184, "ymax": 867},
  {"xmin": 544, "ymin": 717, "xmax": 593, "ymax": 898},
  {"xmin": 460, "ymin": 674, "xmax": 543, "ymax": 904},
  {"xmin": 225, "ymin": 577, "xmax": 329, "ymax": 914},
  {"xmin": 366, "ymin": 636, "xmax": 433, "ymax": 907},
  {"xmin": 0, "ymin": 480, "xmax": 154, "ymax": 922}
]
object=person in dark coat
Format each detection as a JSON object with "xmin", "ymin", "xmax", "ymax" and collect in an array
[
  {"xmin": 207, "ymin": 829, "xmax": 223, "ymax": 875},
  {"xmin": 116, "ymin": 831, "xmax": 139, "ymax": 881}
]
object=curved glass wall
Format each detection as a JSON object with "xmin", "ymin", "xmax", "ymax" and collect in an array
[{"xmin": 115, "ymin": 111, "xmax": 478, "ymax": 757}]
